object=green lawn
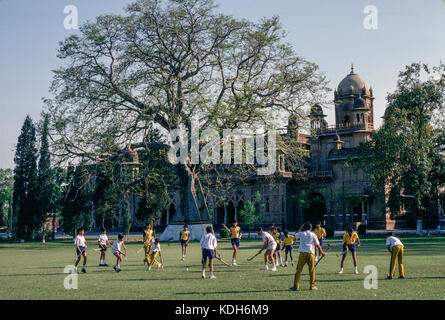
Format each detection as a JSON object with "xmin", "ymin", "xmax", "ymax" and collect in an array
[{"xmin": 0, "ymin": 235, "xmax": 444, "ymax": 300}]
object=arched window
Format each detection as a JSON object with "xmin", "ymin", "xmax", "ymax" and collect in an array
[
  {"xmin": 344, "ymin": 115, "xmax": 350, "ymax": 124},
  {"xmin": 356, "ymin": 114, "xmax": 360, "ymax": 123}
]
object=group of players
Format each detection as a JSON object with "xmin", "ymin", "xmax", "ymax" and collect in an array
[{"xmin": 72, "ymin": 220, "xmax": 406, "ymax": 291}]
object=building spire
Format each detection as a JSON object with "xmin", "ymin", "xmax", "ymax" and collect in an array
[{"xmin": 350, "ymin": 63, "xmax": 355, "ymax": 74}]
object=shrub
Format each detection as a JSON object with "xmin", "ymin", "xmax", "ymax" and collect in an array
[
  {"xmin": 220, "ymin": 228, "xmax": 229, "ymax": 238},
  {"xmin": 357, "ymin": 224, "xmax": 367, "ymax": 236},
  {"xmin": 326, "ymin": 226, "xmax": 335, "ymax": 238}
]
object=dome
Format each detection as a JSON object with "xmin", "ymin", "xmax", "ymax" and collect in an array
[
  {"xmin": 310, "ymin": 104, "xmax": 325, "ymax": 117},
  {"xmin": 337, "ymin": 66, "xmax": 371, "ymax": 97}
]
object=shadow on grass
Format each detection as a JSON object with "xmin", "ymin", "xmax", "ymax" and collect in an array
[{"xmin": 176, "ymin": 288, "xmax": 300, "ymax": 295}]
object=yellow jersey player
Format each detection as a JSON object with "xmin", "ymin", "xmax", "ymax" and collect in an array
[
  {"xmin": 143, "ymin": 222, "xmax": 154, "ymax": 265},
  {"xmin": 283, "ymin": 230, "xmax": 296, "ymax": 266},
  {"xmin": 339, "ymin": 226, "xmax": 360, "ymax": 274},
  {"xmin": 179, "ymin": 224, "xmax": 190, "ymax": 261},
  {"xmin": 223, "ymin": 221, "xmax": 242, "ymax": 266},
  {"xmin": 313, "ymin": 221, "xmax": 326, "ymax": 263},
  {"xmin": 147, "ymin": 238, "xmax": 163, "ymax": 270}
]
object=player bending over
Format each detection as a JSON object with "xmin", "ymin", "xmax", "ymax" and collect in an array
[
  {"xmin": 223, "ymin": 221, "xmax": 242, "ymax": 266},
  {"xmin": 200, "ymin": 226, "xmax": 218, "ymax": 279},
  {"xmin": 98, "ymin": 228, "xmax": 111, "ymax": 266},
  {"xmin": 112, "ymin": 234, "xmax": 127, "ymax": 272},
  {"xmin": 339, "ymin": 226, "xmax": 360, "ymax": 274},
  {"xmin": 74, "ymin": 228, "xmax": 87, "ymax": 273},
  {"xmin": 179, "ymin": 224, "xmax": 190, "ymax": 261},
  {"xmin": 283, "ymin": 230, "xmax": 296, "ymax": 266},
  {"xmin": 314, "ymin": 221, "xmax": 326, "ymax": 263},
  {"xmin": 257, "ymin": 227, "xmax": 277, "ymax": 271},
  {"xmin": 290, "ymin": 222, "xmax": 326, "ymax": 291},
  {"xmin": 386, "ymin": 232, "xmax": 405, "ymax": 280},
  {"xmin": 147, "ymin": 238, "xmax": 163, "ymax": 270}
]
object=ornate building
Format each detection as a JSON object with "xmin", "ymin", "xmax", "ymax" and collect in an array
[{"xmin": 158, "ymin": 67, "xmax": 441, "ymax": 240}]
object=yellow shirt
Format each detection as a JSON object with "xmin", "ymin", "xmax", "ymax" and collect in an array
[
  {"xmin": 283, "ymin": 235, "xmax": 296, "ymax": 246},
  {"xmin": 314, "ymin": 227, "xmax": 326, "ymax": 239},
  {"xmin": 229, "ymin": 226, "xmax": 241, "ymax": 239},
  {"xmin": 180, "ymin": 230, "xmax": 190, "ymax": 241},
  {"xmin": 272, "ymin": 232, "xmax": 281, "ymax": 242},
  {"xmin": 343, "ymin": 232, "xmax": 359, "ymax": 245},
  {"xmin": 143, "ymin": 229, "xmax": 153, "ymax": 244}
]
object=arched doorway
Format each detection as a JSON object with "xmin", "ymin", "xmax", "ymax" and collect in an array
[
  {"xmin": 227, "ymin": 201, "xmax": 235, "ymax": 224},
  {"xmin": 168, "ymin": 203, "xmax": 176, "ymax": 222},
  {"xmin": 303, "ymin": 193, "xmax": 327, "ymax": 226},
  {"xmin": 217, "ymin": 203, "xmax": 225, "ymax": 226},
  {"xmin": 237, "ymin": 200, "xmax": 245, "ymax": 223},
  {"xmin": 161, "ymin": 209, "xmax": 168, "ymax": 225}
]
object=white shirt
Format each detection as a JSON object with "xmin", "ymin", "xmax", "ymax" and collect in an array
[
  {"xmin": 200, "ymin": 233, "xmax": 217, "ymax": 250},
  {"xmin": 295, "ymin": 231, "xmax": 320, "ymax": 255},
  {"xmin": 261, "ymin": 231, "xmax": 276, "ymax": 244},
  {"xmin": 112, "ymin": 239, "xmax": 123, "ymax": 253},
  {"xmin": 74, "ymin": 235, "xmax": 86, "ymax": 247},
  {"xmin": 386, "ymin": 236, "xmax": 403, "ymax": 249},
  {"xmin": 149, "ymin": 240, "xmax": 161, "ymax": 254},
  {"xmin": 98, "ymin": 234, "xmax": 108, "ymax": 246}
]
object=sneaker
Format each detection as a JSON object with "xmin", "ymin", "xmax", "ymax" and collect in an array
[
  {"xmin": 386, "ymin": 275, "xmax": 393, "ymax": 280},
  {"xmin": 260, "ymin": 265, "xmax": 268, "ymax": 271},
  {"xmin": 285, "ymin": 262, "xmax": 288, "ymax": 267},
  {"xmin": 271, "ymin": 266, "xmax": 277, "ymax": 271},
  {"xmin": 338, "ymin": 268, "xmax": 343, "ymax": 274},
  {"xmin": 289, "ymin": 286, "xmax": 298, "ymax": 291},
  {"xmin": 99, "ymin": 263, "xmax": 103, "ymax": 267},
  {"xmin": 232, "ymin": 262, "xmax": 238, "ymax": 266},
  {"xmin": 103, "ymin": 263, "xmax": 108, "ymax": 267},
  {"xmin": 311, "ymin": 286, "xmax": 318, "ymax": 291},
  {"xmin": 158, "ymin": 264, "xmax": 162, "ymax": 269},
  {"xmin": 74, "ymin": 267, "xmax": 78, "ymax": 274},
  {"xmin": 202, "ymin": 274, "xmax": 205, "ymax": 279},
  {"xmin": 148, "ymin": 266, "xmax": 152, "ymax": 271},
  {"xmin": 291, "ymin": 262, "xmax": 294, "ymax": 266},
  {"xmin": 81, "ymin": 268, "xmax": 87, "ymax": 274},
  {"xmin": 354, "ymin": 267, "xmax": 359, "ymax": 274},
  {"xmin": 398, "ymin": 276, "xmax": 405, "ymax": 279},
  {"xmin": 209, "ymin": 275, "xmax": 216, "ymax": 279}
]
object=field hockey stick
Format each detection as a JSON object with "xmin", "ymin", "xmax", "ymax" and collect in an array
[
  {"xmin": 336, "ymin": 248, "xmax": 348, "ymax": 257},
  {"xmin": 315, "ymin": 243, "xmax": 331, "ymax": 268},
  {"xmin": 216, "ymin": 254, "xmax": 232, "ymax": 267},
  {"xmin": 247, "ymin": 248, "xmax": 264, "ymax": 261}
]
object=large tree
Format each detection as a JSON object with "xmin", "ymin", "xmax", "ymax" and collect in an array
[
  {"xmin": 0, "ymin": 169, "xmax": 14, "ymax": 232},
  {"xmin": 360, "ymin": 63, "xmax": 445, "ymax": 227},
  {"xmin": 45, "ymin": 0, "xmax": 328, "ymax": 221},
  {"xmin": 13, "ymin": 116, "xmax": 39, "ymax": 240}
]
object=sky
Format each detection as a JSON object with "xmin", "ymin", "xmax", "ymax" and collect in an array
[{"xmin": 0, "ymin": 0, "xmax": 444, "ymax": 169}]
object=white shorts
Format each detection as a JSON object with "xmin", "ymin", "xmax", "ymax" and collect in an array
[
  {"xmin": 112, "ymin": 250, "xmax": 120, "ymax": 256},
  {"xmin": 267, "ymin": 241, "xmax": 277, "ymax": 251}
]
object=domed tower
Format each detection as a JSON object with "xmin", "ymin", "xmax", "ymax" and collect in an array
[
  {"xmin": 310, "ymin": 104, "xmax": 328, "ymax": 131},
  {"xmin": 334, "ymin": 65, "xmax": 374, "ymax": 129}
]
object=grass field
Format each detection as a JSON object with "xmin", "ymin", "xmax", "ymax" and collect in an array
[{"xmin": 0, "ymin": 235, "xmax": 444, "ymax": 300}]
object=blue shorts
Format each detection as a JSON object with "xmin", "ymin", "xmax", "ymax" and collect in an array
[
  {"xmin": 343, "ymin": 243, "xmax": 356, "ymax": 253},
  {"xmin": 285, "ymin": 245, "xmax": 293, "ymax": 254},
  {"xmin": 99, "ymin": 244, "xmax": 107, "ymax": 251},
  {"xmin": 180, "ymin": 240, "xmax": 188, "ymax": 246},
  {"xmin": 231, "ymin": 238, "xmax": 240, "ymax": 247},
  {"xmin": 76, "ymin": 246, "xmax": 86, "ymax": 255},
  {"xmin": 318, "ymin": 238, "xmax": 323, "ymax": 247},
  {"xmin": 275, "ymin": 244, "xmax": 281, "ymax": 252},
  {"xmin": 202, "ymin": 248, "xmax": 215, "ymax": 262}
]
